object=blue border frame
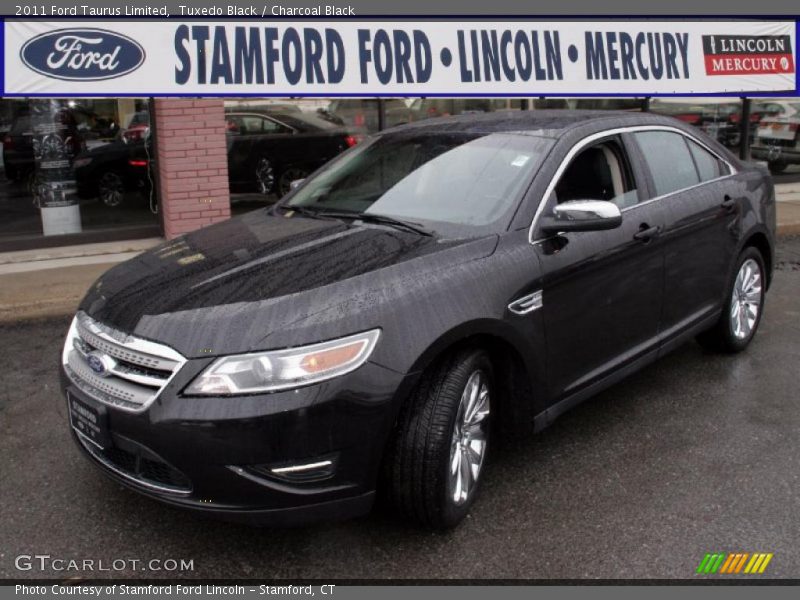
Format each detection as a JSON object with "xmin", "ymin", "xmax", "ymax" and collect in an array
[{"xmin": 1, "ymin": 16, "xmax": 797, "ymax": 98}]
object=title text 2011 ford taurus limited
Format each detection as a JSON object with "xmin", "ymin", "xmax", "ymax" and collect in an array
[{"xmin": 61, "ymin": 111, "xmax": 775, "ymax": 529}]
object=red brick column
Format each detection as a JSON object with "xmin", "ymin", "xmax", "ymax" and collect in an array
[{"xmin": 153, "ymin": 99, "xmax": 231, "ymax": 240}]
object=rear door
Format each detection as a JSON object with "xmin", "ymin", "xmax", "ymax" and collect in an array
[
  {"xmin": 630, "ymin": 129, "xmax": 739, "ymax": 344},
  {"xmin": 533, "ymin": 133, "xmax": 665, "ymax": 401}
]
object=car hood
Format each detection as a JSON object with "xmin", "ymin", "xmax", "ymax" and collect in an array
[{"xmin": 80, "ymin": 210, "xmax": 498, "ymax": 357}]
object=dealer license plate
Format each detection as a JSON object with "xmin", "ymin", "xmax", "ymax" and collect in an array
[{"xmin": 67, "ymin": 391, "xmax": 111, "ymax": 449}]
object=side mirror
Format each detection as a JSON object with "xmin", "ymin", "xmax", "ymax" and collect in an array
[
  {"xmin": 289, "ymin": 178, "xmax": 305, "ymax": 191},
  {"xmin": 539, "ymin": 200, "xmax": 622, "ymax": 234}
]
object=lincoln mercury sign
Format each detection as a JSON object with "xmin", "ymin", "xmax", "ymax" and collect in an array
[{"xmin": 3, "ymin": 20, "xmax": 796, "ymax": 94}]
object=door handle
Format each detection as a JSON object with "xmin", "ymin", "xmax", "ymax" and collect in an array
[
  {"xmin": 721, "ymin": 195, "xmax": 736, "ymax": 212},
  {"xmin": 633, "ymin": 224, "xmax": 661, "ymax": 243}
]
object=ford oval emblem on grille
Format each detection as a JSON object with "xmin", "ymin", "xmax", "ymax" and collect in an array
[
  {"xmin": 86, "ymin": 351, "xmax": 116, "ymax": 377},
  {"xmin": 20, "ymin": 28, "xmax": 145, "ymax": 81}
]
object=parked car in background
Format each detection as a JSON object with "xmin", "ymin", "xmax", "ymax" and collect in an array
[
  {"xmin": 409, "ymin": 98, "xmax": 524, "ymax": 120},
  {"xmin": 73, "ymin": 137, "xmax": 152, "ymax": 207},
  {"xmin": 751, "ymin": 101, "xmax": 800, "ymax": 173},
  {"xmin": 408, "ymin": 98, "xmax": 642, "ymax": 121},
  {"xmin": 122, "ymin": 111, "xmax": 150, "ymax": 143},
  {"xmin": 62, "ymin": 111, "xmax": 773, "ymax": 529},
  {"xmin": 650, "ymin": 100, "xmax": 742, "ymax": 147},
  {"xmin": 225, "ymin": 110, "xmax": 358, "ymax": 197},
  {"xmin": 321, "ymin": 99, "xmax": 411, "ymax": 132}
]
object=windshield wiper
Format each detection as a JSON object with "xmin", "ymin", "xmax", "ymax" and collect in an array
[
  {"xmin": 314, "ymin": 210, "xmax": 434, "ymax": 237},
  {"xmin": 275, "ymin": 205, "xmax": 342, "ymax": 221},
  {"xmin": 275, "ymin": 205, "xmax": 434, "ymax": 237}
]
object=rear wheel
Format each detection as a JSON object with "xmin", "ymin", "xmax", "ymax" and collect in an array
[
  {"xmin": 385, "ymin": 348, "xmax": 493, "ymax": 529},
  {"xmin": 278, "ymin": 167, "xmax": 310, "ymax": 198},
  {"xmin": 697, "ymin": 247, "xmax": 766, "ymax": 353},
  {"xmin": 97, "ymin": 172, "xmax": 125, "ymax": 207}
]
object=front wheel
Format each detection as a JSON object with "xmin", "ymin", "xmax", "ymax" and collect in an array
[
  {"xmin": 254, "ymin": 157, "xmax": 275, "ymax": 195},
  {"xmin": 385, "ymin": 349, "xmax": 493, "ymax": 529},
  {"xmin": 697, "ymin": 247, "xmax": 766, "ymax": 353}
]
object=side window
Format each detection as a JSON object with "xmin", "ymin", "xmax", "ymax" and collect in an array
[
  {"xmin": 233, "ymin": 116, "xmax": 292, "ymax": 135},
  {"xmin": 687, "ymin": 139, "xmax": 726, "ymax": 182},
  {"xmin": 554, "ymin": 140, "xmax": 639, "ymax": 209},
  {"xmin": 634, "ymin": 131, "xmax": 700, "ymax": 197}
]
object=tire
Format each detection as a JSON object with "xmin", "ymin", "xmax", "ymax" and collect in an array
[
  {"xmin": 277, "ymin": 167, "xmax": 310, "ymax": 198},
  {"xmin": 385, "ymin": 348, "xmax": 493, "ymax": 529},
  {"xmin": 768, "ymin": 160, "xmax": 788, "ymax": 174},
  {"xmin": 97, "ymin": 172, "xmax": 125, "ymax": 208},
  {"xmin": 254, "ymin": 157, "xmax": 275, "ymax": 195},
  {"xmin": 696, "ymin": 247, "xmax": 766, "ymax": 353}
]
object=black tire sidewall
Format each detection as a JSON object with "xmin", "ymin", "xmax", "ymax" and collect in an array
[
  {"xmin": 722, "ymin": 247, "xmax": 766, "ymax": 351},
  {"xmin": 437, "ymin": 351, "xmax": 494, "ymax": 528}
]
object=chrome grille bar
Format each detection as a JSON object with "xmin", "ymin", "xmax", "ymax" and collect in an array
[
  {"xmin": 62, "ymin": 312, "xmax": 186, "ymax": 413},
  {"xmin": 76, "ymin": 313, "xmax": 179, "ymax": 371}
]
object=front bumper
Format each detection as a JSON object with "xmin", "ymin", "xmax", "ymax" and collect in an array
[{"xmin": 61, "ymin": 358, "xmax": 405, "ymax": 525}]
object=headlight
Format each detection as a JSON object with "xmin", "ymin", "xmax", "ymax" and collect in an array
[
  {"xmin": 185, "ymin": 329, "xmax": 381, "ymax": 396},
  {"xmin": 72, "ymin": 157, "xmax": 92, "ymax": 168}
]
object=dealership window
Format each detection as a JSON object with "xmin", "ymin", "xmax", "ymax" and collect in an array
[
  {"xmin": 222, "ymin": 97, "xmax": 381, "ymax": 216},
  {"xmin": 649, "ymin": 98, "xmax": 744, "ymax": 150},
  {"xmin": 1, "ymin": 94, "xmax": 789, "ymax": 253},
  {"xmin": 0, "ymin": 98, "xmax": 157, "ymax": 252}
]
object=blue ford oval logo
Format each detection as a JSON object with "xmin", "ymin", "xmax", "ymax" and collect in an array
[
  {"xmin": 86, "ymin": 351, "xmax": 115, "ymax": 377},
  {"xmin": 20, "ymin": 28, "xmax": 145, "ymax": 81}
]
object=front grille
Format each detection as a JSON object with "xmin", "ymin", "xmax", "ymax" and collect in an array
[
  {"xmin": 76, "ymin": 433, "xmax": 192, "ymax": 494},
  {"xmin": 63, "ymin": 312, "xmax": 185, "ymax": 412}
]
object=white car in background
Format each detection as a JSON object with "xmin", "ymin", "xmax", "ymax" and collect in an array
[{"xmin": 751, "ymin": 101, "xmax": 800, "ymax": 174}]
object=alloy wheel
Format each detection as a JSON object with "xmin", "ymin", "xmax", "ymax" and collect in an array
[
  {"xmin": 255, "ymin": 158, "xmax": 275, "ymax": 195},
  {"xmin": 278, "ymin": 168, "xmax": 309, "ymax": 197},
  {"xmin": 98, "ymin": 172, "xmax": 125, "ymax": 207},
  {"xmin": 449, "ymin": 369, "xmax": 491, "ymax": 506},
  {"xmin": 730, "ymin": 258, "xmax": 763, "ymax": 340}
]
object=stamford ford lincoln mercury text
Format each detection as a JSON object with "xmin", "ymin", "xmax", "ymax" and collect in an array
[{"xmin": 61, "ymin": 111, "xmax": 775, "ymax": 529}]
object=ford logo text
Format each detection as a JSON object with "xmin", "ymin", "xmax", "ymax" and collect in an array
[{"xmin": 20, "ymin": 28, "xmax": 145, "ymax": 81}]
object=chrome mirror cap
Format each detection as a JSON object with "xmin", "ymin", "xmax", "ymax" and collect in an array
[{"xmin": 540, "ymin": 200, "xmax": 622, "ymax": 234}]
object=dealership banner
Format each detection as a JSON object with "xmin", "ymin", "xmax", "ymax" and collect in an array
[{"xmin": 3, "ymin": 19, "xmax": 796, "ymax": 95}]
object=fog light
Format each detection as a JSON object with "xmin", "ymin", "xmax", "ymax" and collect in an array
[{"xmin": 231, "ymin": 454, "xmax": 338, "ymax": 485}]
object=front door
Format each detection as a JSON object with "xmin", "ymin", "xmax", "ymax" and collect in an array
[{"xmin": 533, "ymin": 135, "xmax": 665, "ymax": 401}]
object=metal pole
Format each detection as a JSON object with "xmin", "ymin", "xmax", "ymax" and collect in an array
[
  {"xmin": 377, "ymin": 98, "xmax": 386, "ymax": 131},
  {"xmin": 739, "ymin": 97, "xmax": 752, "ymax": 161}
]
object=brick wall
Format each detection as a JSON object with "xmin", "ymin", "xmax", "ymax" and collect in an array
[{"xmin": 153, "ymin": 99, "xmax": 231, "ymax": 240}]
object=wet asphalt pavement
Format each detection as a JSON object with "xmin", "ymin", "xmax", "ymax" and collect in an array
[{"xmin": 1, "ymin": 238, "xmax": 800, "ymax": 581}]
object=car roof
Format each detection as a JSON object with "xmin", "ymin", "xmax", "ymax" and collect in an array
[{"xmin": 384, "ymin": 109, "xmax": 686, "ymax": 137}]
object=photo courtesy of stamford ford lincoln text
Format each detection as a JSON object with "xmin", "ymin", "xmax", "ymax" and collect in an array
[{"xmin": 1, "ymin": 0, "xmax": 800, "ymax": 596}]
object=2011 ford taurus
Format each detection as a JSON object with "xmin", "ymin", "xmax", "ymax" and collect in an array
[{"xmin": 61, "ymin": 111, "xmax": 775, "ymax": 529}]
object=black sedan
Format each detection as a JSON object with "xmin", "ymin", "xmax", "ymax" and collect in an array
[
  {"xmin": 61, "ymin": 111, "xmax": 774, "ymax": 529},
  {"xmin": 225, "ymin": 110, "xmax": 357, "ymax": 197},
  {"xmin": 73, "ymin": 138, "xmax": 151, "ymax": 207}
]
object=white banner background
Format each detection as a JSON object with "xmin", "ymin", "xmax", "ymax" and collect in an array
[{"xmin": 4, "ymin": 20, "xmax": 796, "ymax": 94}]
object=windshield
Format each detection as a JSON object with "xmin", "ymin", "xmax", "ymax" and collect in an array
[{"xmin": 284, "ymin": 131, "xmax": 552, "ymax": 234}]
